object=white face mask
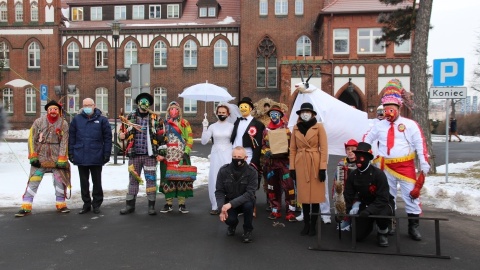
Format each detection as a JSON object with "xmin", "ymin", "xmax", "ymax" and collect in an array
[{"xmin": 300, "ymin": 112, "xmax": 312, "ymax": 122}]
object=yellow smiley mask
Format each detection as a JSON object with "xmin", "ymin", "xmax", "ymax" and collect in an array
[{"xmin": 239, "ymin": 103, "xmax": 252, "ymax": 117}]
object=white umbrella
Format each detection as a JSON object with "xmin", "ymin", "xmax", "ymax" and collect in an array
[{"xmin": 179, "ymin": 80, "xmax": 235, "ymax": 118}]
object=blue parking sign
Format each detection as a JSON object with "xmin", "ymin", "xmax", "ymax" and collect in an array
[
  {"xmin": 433, "ymin": 58, "xmax": 464, "ymax": 86},
  {"xmin": 40, "ymin": 84, "xmax": 48, "ymax": 101}
]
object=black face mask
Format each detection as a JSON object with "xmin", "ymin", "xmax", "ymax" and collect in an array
[
  {"xmin": 355, "ymin": 154, "xmax": 370, "ymax": 170},
  {"xmin": 232, "ymin": 158, "xmax": 245, "ymax": 168},
  {"xmin": 217, "ymin": 115, "xmax": 228, "ymax": 121}
]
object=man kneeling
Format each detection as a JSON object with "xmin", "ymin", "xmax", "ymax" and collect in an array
[
  {"xmin": 344, "ymin": 142, "xmax": 395, "ymax": 247},
  {"xmin": 215, "ymin": 146, "xmax": 258, "ymax": 243}
]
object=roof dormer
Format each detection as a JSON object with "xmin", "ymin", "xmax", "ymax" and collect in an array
[{"xmin": 197, "ymin": 0, "xmax": 220, "ymax": 18}]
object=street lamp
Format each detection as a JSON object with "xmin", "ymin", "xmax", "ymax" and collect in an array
[{"xmin": 111, "ymin": 20, "xmax": 121, "ymax": 164}]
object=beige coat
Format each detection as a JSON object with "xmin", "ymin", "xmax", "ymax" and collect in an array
[{"xmin": 289, "ymin": 123, "xmax": 328, "ymax": 203}]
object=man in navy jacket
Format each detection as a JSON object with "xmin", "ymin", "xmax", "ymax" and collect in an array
[{"xmin": 69, "ymin": 98, "xmax": 112, "ymax": 214}]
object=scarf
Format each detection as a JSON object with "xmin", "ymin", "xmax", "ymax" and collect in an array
[{"xmin": 296, "ymin": 118, "xmax": 317, "ymax": 136}]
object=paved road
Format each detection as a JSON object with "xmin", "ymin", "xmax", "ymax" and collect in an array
[{"xmin": 1, "ymin": 140, "xmax": 479, "ymax": 269}]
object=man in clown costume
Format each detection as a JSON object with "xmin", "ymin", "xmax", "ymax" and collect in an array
[
  {"xmin": 230, "ymin": 97, "xmax": 265, "ymax": 189},
  {"xmin": 364, "ymin": 79, "xmax": 430, "ymax": 241},
  {"xmin": 15, "ymin": 100, "xmax": 71, "ymax": 217},
  {"xmin": 158, "ymin": 101, "xmax": 194, "ymax": 214}
]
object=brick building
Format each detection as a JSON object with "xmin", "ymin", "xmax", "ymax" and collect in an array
[{"xmin": 1, "ymin": 0, "xmax": 414, "ymax": 134}]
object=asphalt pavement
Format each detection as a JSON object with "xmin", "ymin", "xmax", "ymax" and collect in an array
[{"xmin": 1, "ymin": 141, "xmax": 480, "ymax": 269}]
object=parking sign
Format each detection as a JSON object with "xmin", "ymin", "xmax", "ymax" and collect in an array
[{"xmin": 433, "ymin": 58, "xmax": 464, "ymax": 86}]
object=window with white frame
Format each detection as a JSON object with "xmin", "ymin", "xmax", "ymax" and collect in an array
[
  {"xmin": 28, "ymin": 42, "xmax": 40, "ymax": 68},
  {"xmin": 394, "ymin": 39, "xmax": 411, "ymax": 54},
  {"xmin": 95, "ymin": 42, "xmax": 108, "ymax": 68},
  {"xmin": 199, "ymin": 7, "xmax": 207, "ymax": 17},
  {"xmin": 275, "ymin": 0, "xmax": 288, "ymax": 15},
  {"xmin": 214, "ymin": 39, "xmax": 228, "ymax": 67},
  {"xmin": 154, "ymin": 87, "xmax": 168, "ymax": 112},
  {"xmin": 72, "ymin": 7, "xmax": 83, "ymax": 21},
  {"xmin": 295, "ymin": 0, "xmax": 304, "ymax": 15},
  {"xmin": 2, "ymin": 88, "xmax": 13, "ymax": 113},
  {"xmin": 90, "ymin": 7, "xmax": 102, "ymax": 21},
  {"xmin": 0, "ymin": 3, "xmax": 7, "ymax": 22},
  {"xmin": 95, "ymin": 87, "xmax": 108, "ymax": 114},
  {"xmin": 0, "ymin": 41, "xmax": 10, "ymax": 68},
  {"xmin": 67, "ymin": 93, "xmax": 79, "ymax": 114},
  {"xmin": 67, "ymin": 42, "xmax": 80, "ymax": 67},
  {"xmin": 208, "ymin": 7, "xmax": 216, "ymax": 17},
  {"xmin": 358, "ymin": 28, "xmax": 385, "ymax": 54},
  {"xmin": 256, "ymin": 37, "xmax": 277, "ymax": 88},
  {"xmin": 167, "ymin": 4, "xmax": 179, "ymax": 18},
  {"xmin": 154, "ymin": 41, "xmax": 167, "ymax": 67},
  {"xmin": 15, "ymin": 2, "xmax": 23, "ymax": 22},
  {"xmin": 133, "ymin": 5, "xmax": 145, "ymax": 19},
  {"xmin": 114, "ymin": 6, "xmax": 126, "ymax": 20},
  {"xmin": 184, "ymin": 40, "xmax": 197, "ymax": 67},
  {"xmin": 334, "ymin": 29, "xmax": 349, "ymax": 54},
  {"xmin": 259, "ymin": 0, "xmax": 268, "ymax": 15},
  {"xmin": 183, "ymin": 98, "xmax": 197, "ymax": 113},
  {"xmin": 124, "ymin": 41, "xmax": 138, "ymax": 68},
  {"xmin": 25, "ymin": 87, "xmax": 36, "ymax": 113},
  {"xmin": 296, "ymin": 35, "xmax": 311, "ymax": 57},
  {"xmin": 31, "ymin": 2, "xmax": 38, "ymax": 22},
  {"xmin": 149, "ymin": 5, "xmax": 161, "ymax": 19},
  {"xmin": 124, "ymin": 88, "xmax": 133, "ymax": 113}
]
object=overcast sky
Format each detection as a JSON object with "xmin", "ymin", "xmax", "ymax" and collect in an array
[{"xmin": 428, "ymin": 0, "xmax": 480, "ymax": 96}]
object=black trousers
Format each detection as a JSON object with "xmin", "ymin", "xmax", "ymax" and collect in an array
[
  {"xmin": 225, "ymin": 200, "xmax": 255, "ymax": 233},
  {"xmin": 355, "ymin": 205, "xmax": 394, "ymax": 241},
  {"xmin": 78, "ymin": 165, "xmax": 103, "ymax": 208}
]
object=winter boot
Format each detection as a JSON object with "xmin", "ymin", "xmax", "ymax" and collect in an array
[
  {"xmin": 120, "ymin": 198, "xmax": 136, "ymax": 215},
  {"xmin": 148, "ymin": 200, "xmax": 156, "ymax": 215},
  {"xmin": 388, "ymin": 218, "xmax": 396, "ymax": 235},
  {"xmin": 309, "ymin": 215, "xmax": 318, "ymax": 236},
  {"xmin": 377, "ymin": 228, "xmax": 389, "ymax": 247},
  {"xmin": 300, "ymin": 214, "xmax": 310, "ymax": 236},
  {"xmin": 407, "ymin": 213, "xmax": 422, "ymax": 241}
]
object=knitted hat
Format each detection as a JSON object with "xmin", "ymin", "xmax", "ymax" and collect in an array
[{"xmin": 381, "ymin": 79, "xmax": 404, "ymax": 107}]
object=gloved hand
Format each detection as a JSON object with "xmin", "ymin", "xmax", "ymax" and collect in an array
[
  {"xmin": 103, "ymin": 155, "xmax": 110, "ymax": 164},
  {"xmin": 409, "ymin": 172, "xmax": 425, "ymax": 200},
  {"xmin": 289, "ymin": 170, "xmax": 296, "ymax": 180},
  {"xmin": 202, "ymin": 118, "xmax": 209, "ymax": 128},
  {"xmin": 359, "ymin": 210, "xmax": 370, "ymax": 218},
  {"xmin": 349, "ymin": 201, "xmax": 361, "ymax": 215},
  {"xmin": 319, "ymin": 169, "xmax": 326, "ymax": 182},
  {"xmin": 30, "ymin": 158, "xmax": 41, "ymax": 168},
  {"xmin": 68, "ymin": 154, "xmax": 74, "ymax": 163}
]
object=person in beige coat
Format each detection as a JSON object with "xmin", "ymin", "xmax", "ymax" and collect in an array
[{"xmin": 289, "ymin": 102, "xmax": 328, "ymax": 236}]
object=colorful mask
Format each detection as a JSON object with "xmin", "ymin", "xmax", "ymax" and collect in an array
[
  {"xmin": 47, "ymin": 106, "xmax": 60, "ymax": 118},
  {"xmin": 138, "ymin": 98, "xmax": 150, "ymax": 111},
  {"xmin": 169, "ymin": 107, "xmax": 179, "ymax": 119},
  {"xmin": 384, "ymin": 105, "xmax": 399, "ymax": 122},
  {"xmin": 269, "ymin": 111, "xmax": 281, "ymax": 123},
  {"xmin": 239, "ymin": 103, "xmax": 252, "ymax": 117}
]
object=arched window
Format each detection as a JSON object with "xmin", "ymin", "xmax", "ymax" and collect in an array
[
  {"xmin": 124, "ymin": 41, "xmax": 138, "ymax": 68},
  {"xmin": 28, "ymin": 42, "xmax": 40, "ymax": 68},
  {"xmin": 124, "ymin": 87, "xmax": 133, "ymax": 113},
  {"xmin": 31, "ymin": 2, "xmax": 38, "ymax": 22},
  {"xmin": 2, "ymin": 88, "xmax": 13, "ymax": 113},
  {"xmin": 0, "ymin": 41, "xmax": 9, "ymax": 67},
  {"xmin": 95, "ymin": 42, "xmax": 108, "ymax": 68},
  {"xmin": 296, "ymin": 35, "xmax": 311, "ymax": 57},
  {"xmin": 153, "ymin": 41, "xmax": 167, "ymax": 67},
  {"xmin": 0, "ymin": 3, "xmax": 8, "ymax": 22},
  {"xmin": 154, "ymin": 87, "xmax": 168, "ymax": 112},
  {"xmin": 67, "ymin": 42, "xmax": 80, "ymax": 67},
  {"xmin": 25, "ymin": 87, "xmax": 37, "ymax": 113},
  {"xmin": 214, "ymin": 39, "xmax": 228, "ymax": 67},
  {"xmin": 256, "ymin": 36, "xmax": 277, "ymax": 89},
  {"xmin": 95, "ymin": 87, "xmax": 109, "ymax": 114},
  {"xmin": 15, "ymin": 2, "xmax": 23, "ymax": 22},
  {"xmin": 183, "ymin": 40, "xmax": 197, "ymax": 67}
]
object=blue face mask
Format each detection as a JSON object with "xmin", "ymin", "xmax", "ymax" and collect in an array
[{"xmin": 83, "ymin": 107, "xmax": 93, "ymax": 115}]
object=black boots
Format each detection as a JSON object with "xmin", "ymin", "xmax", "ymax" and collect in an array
[
  {"xmin": 407, "ymin": 213, "xmax": 422, "ymax": 241},
  {"xmin": 148, "ymin": 200, "xmax": 156, "ymax": 215},
  {"xmin": 120, "ymin": 199, "xmax": 136, "ymax": 215},
  {"xmin": 309, "ymin": 217, "xmax": 318, "ymax": 236},
  {"xmin": 300, "ymin": 214, "xmax": 318, "ymax": 236},
  {"xmin": 300, "ymin": 212, "xmax": 310, "ymax": 235}
]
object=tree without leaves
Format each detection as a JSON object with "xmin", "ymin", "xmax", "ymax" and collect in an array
[{"xmin": 376, "ymin": 0, "xmax": 436, "ymax": 173}]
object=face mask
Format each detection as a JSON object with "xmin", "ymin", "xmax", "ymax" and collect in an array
[
  {"xmin": 139, "ymin": 98, "xmax": 150, "ymax": 111},
  {"xmin": 217, "ymin": 115, "xmax": 228, "ymax": 121},
  {"xmin": 269, "ymin": 111, "xmax": 281, "ymax": 123},
  {"xmin": 83, "ymin": 107, "xmax": 93, "ymax": 115},
  {"xmin": 232, "ymin": 158, "xmax": 245, "ymax": 168},
  {"xmin": 239, "ymin": 103, "xmax": 252, "ymax": 117},
  {"xmin": 300, "ymin": 112, "xmax": 312, "ymax": 122},
  {"xmin": 384, "ymin": 106, "xmax": 399, "ymax": 122},
  {"xmin": 355, "ymin": 154, "xmax": 370, "ymax": 169},
  {"xmin": 169, "ymin": 107, "xmax": 179, "ymax": 118}
]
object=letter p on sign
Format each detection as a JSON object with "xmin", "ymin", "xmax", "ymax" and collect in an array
[{"xmin": 433, "ymin": 58, "xmax": 464, "ymax": 87}]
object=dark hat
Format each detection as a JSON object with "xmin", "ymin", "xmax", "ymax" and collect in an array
[
  {"xmin": 44, "ymin": 100, "xmax": 62, "ymax": 111},
  {"xmin": 352, "ymin": 142, "xmax": 374, "ymax": 160},
  {"xmin": 238, "ymin": 97, "xmax": 254, "ymax": 109},
  {"xmin": 296, "ymin": 102, "xmax": 317, "ymax": 116},
  {"xmin": 267, "ymin": 105, "xmax": 284, "ymax": 117},
  {"xmin": 135, "ymin": 92, "xmax": 154, "ymax": 105}
]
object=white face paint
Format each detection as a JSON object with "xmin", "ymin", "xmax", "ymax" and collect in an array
[{"xmin": 300, "ymin": 112, "xmax": 312, "ymax": 121}]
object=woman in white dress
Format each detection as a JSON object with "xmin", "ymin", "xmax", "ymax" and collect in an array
[{"xmin": 201, "ymin": 104, "xmax": 234, "ymax": 215}]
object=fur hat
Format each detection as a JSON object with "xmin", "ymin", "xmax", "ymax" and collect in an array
[
  {"xmin": 238, "ymin": 97, "xmax": 254, "ymax": 109},
  {"xmin": 381, "ymin": 79, "xmax": 404, "ymax": 107},
  {"xmin": 135, "ymin": 92, "xmax": 154, "ymax": 105},
  {"xmin": 352, "ymin": 142, "xmax": 374, "ymax": 160},
  {"xmin": 44, "ymin": 100, "xmax": 62, "ymax": 111},
  {"xmin": 296, "ymin": 102, "xmax": 317, "ymax": 116},
  {"xmin": 266, "ymin": 105, "xmax": 284, "ymax": 118}
]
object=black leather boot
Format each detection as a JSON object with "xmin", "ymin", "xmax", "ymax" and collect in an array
[
  {"xmin": 148, "ymin": 200, "xmax": 156, "ymax": 215},
  {"xmin": 377, "ymin": 233, "xmax": 389, "ymax": 247},
  {"xmin": 308, "ymin": 216, "xmax": 318, "ymax": 236},
  {"xmin": 407, "ymin": 213, "xmax": 422, "ymax": 241},
  {"xmin": 300, "ymin": 213, "xmax": 310, "ymax": 236},
  {"xmin": 120, "ymin": 199, "xmax": 136, "ymax": 215}
]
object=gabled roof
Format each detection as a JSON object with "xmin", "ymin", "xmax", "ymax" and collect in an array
[{"xmin": 322, "ymin": 0, "xmax": 413, "ymax": 14}]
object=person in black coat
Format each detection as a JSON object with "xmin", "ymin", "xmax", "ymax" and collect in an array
[
  {"xmin": 230, "ymin": 97, "xmax": 265, "ymax": 188},
  {"xmin": 344, "ymin": 142, "xmax": 395, "ymax": 247},
  {"xmin": 69, "ymin": 98, "xmax": 112, "ymax": 214}
]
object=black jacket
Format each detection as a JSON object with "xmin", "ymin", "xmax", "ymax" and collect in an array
[
  {"xmin": 215, "ymin": 163, "xmax": 258, "ymax": 209},
  {"xmin": 230, "ymin": 117, "xmax": 265, "ymax": 168}
]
